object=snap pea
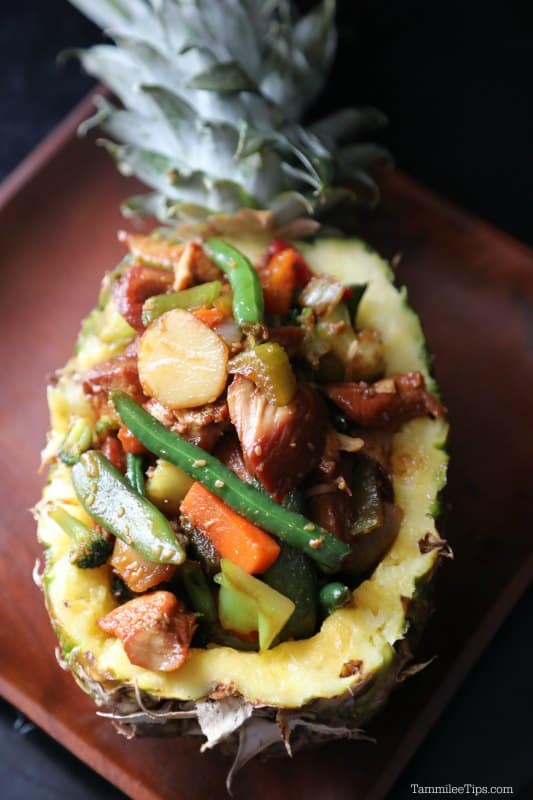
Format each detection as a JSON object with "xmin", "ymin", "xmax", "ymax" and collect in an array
[
  {"xmin": 71, "ymin": 450, "xmax": 185, "ymax": 565},
  {"xmin": 125, "ymin": 452, "xmax": 145, "ymax": 496},
  {"xmin": 141, "ymin": 280, "xmax": 222, "ymax": 326},
  {"xmin": 319, "ymin": 582, "xmax": 351, "ymax": 615},
  {"xmin": 112, "ymin": 391, "xmax": 350, "ymax": 572},
  {"xmin": 48, "ymin": 505, "xmax": 112, "ymax": 569},
  {"xmin": 205, "ymin": 238, "xmax": 264, "ymax": 326}
]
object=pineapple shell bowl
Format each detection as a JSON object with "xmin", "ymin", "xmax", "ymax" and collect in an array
[
  {"xmin": 35, "ymin": 229, "xmax": 448, "ymax": 772},
  {"xmin": 34, "ymin": 0, "xmax": 448, "ymax": 784}
]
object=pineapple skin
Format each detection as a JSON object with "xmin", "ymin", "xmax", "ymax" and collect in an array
[{"xmin": 35, "ymin": 234, "xmax": 448, "ymax": 758}]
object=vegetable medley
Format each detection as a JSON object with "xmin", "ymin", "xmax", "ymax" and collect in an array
[{"xmin": 48, "ymin": 232, "xmax": 444, "ymax": 672}]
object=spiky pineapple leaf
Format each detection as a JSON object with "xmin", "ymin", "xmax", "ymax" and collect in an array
[
  {"xmin": 68, "ymin": 0, "xmax": 390, "ymax": 224},
  {"xmin": 186, "ymin": 62, "xmax": 257, "ymax": 93}
]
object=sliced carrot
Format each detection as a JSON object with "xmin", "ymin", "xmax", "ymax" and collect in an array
[
  {"xmin": 180, "ymin": 482, "xmax": 280, "ymax": 574},
  {"xmin": 258, "ymin": 247, "xmax": 298, "ymax": 316},
  {"xmin": 193, "ymin": 306, "xmax": 228, "ymax": 328},
  {"xmin": 110, "ymin": 538, "xmax": 176, "ymax": 593}
]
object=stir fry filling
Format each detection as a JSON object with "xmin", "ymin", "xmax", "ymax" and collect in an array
[{"xmin": 49, "ymin": 233, "xmax": 444, "ymax": 672}]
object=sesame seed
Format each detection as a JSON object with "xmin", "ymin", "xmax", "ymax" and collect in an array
[
  {"xmin": 214, "ymin": 479, "xmax": 225, "ymax": 488},
  {"xmin": 375, "ymin": 378, "xmax": 395, "ymax": 394},
  {"xmin": 254, "ymin": 445, "xmax": 263, "ymax": 457},
  {"xmin": 309, "ymin": 537, "xmax": 324, "ymax": 549},
  {"xmin": 193, "ymin": 459, "xmax": 207, "ymax": 467},
  {"xmin": 303, "ymin": 523, "xmax": 315, "ymax": 531}
]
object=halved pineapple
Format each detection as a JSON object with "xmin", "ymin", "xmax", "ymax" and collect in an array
[{"xmin": 35, "ymin": 233, "xmax": 447, "ymax": 764}]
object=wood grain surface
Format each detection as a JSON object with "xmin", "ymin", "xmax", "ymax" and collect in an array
[{"xmin": 0, "ymin": 93, "xmax": 532, "ymax": 800}]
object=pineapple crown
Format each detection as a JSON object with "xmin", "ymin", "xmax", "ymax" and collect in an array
[{"xmin": 68, "ymin": 0, "xmax": 390, "ymax": 225}]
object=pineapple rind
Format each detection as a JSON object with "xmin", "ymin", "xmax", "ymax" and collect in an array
[{"xmin": 36, "ymin": 235, "xmax": 448, "ymax": 722}]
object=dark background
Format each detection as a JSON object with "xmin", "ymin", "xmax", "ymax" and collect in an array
[{"xmin": 1, "ymin": 1, "xmax": 532, "ymax": 798}]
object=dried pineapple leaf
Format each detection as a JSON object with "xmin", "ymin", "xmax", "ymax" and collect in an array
[{"xmin": 196, "ymin": 696, "xmax": 254, "ymax": 752}]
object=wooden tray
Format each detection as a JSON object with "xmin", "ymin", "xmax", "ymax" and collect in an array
[{"xmin": 1, "ymin": 91, "xmax": 532, "ymax": 800}]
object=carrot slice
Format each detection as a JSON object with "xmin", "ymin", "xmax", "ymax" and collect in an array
[
  {"xmin": 193, "ymin": 307, "xmax": 228, "ymax": 328},
  {"xmin": 181, "ymin": 482, "xmax": 280, "ymax": 574},
  {"xmin": 258, "ymin": 248, "xmax": 298, "ymax": 316}
]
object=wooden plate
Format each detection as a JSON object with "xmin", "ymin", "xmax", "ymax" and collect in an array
[{"xmin": 1, "ymin": 92, "xmax": 532, "ymax": 800}]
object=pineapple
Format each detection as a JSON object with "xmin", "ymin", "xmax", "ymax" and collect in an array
[{"xmin": 34, "ymin": 0, "xmax": 448, "ymax": 776}]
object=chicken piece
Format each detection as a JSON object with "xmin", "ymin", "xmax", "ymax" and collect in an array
[
  {"xmin": 118, "ymin": 231, "xmax": 186, "ymax": 269},
  {"xmin": 227, "ymin": 376, "xmax": 327, "ymax": 500},
  {"xmin": 308, "ymin": 456, "xmax": 402, "ymax": 576},
  {"xmin": 144, "ymin": 396, "xmax": 230, "ymax": 451},
  {"xmin": 173, "ymin": 241, "xmax": 221, "ymax": 290},
  {"xmin": 268, "ymin": 325, "xmax": 305, "ymax": 357},
  {"xmin": 98, "ymin": 591, "xmax": 197, "ymax": 671},
  {"xmin": 214, "ymin": 434, "xmax": 254, "ymax": 484},
  {"xmin": 173, "ymin": 397, "xmax": 230, "ymax": 451},
  {"xmin": 324, "ymin": 371, "xmax": 444, "ymax": 428},
  {"xmin": 111, "ymin": 539, "xmax": 177, "ymax": 593},
  {"xmin": 143, "ymin": 397, "xmax": 176, "ymax": 427},
  {"xmin": 83, "ymin": 352, "xmax": 145, "ymax": 403},
  {"xmin": 308, "ymin": 487, "xmax": 352, "ymax": 541},
  {"xmin": 113, "ymin": 264, "xmax": 174, "ymax": 332},
  {"xmin": 316, "ymin": 427, "xmax": 341, "ymax": 478}
]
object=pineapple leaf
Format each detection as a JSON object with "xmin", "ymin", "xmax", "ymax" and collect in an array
[
  {"xmin": 293, "ymin": 0, "xmax": 337, "ymax": 72},
  {"xmin": 122, "ymin": 191, "xmax": 173, "ymax": 221},
  {"xmin": 68, "ymin": 0, "xmax": 391, "ymax": 225},
  {"xmin": 186, "ymin": 62, "xmax": 257, "ymax": 94},
  {"xmin": 310, "ymin": 107, "xmax": 389, "ymax": 148},
  {"xmin": 337, "ymin": 143, "xmax": 393, "ymax": 174}
]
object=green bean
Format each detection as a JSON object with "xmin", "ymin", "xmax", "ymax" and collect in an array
[
  {"xmin": 205, "ymin": 238, "xmax": 264, "ymax": 326},
  {"xmin": 141, "ymin": 280, "xmax": 222, "ymax": 326},
  {"xmin": 319, "ymin": 582, "xmax": 351, "ymax": 615},
  {"xmin": 125, "ymin": 452, "xmax": 145, "ymax": 496},
  {"xmin": 48, "ymin": 506, "xmax": 113, "ymax": 569},
  {"xmin": 71, "ymin": 450, "xmax": 185, "ymax": 565},
  {"xmin": 111, "ymin": 391, "xmax": 350, "ymax": 572}
]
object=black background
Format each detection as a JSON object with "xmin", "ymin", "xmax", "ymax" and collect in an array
[{"xmin": 1, "ymin": 1, "xmax": 532, "ymax": 798}]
